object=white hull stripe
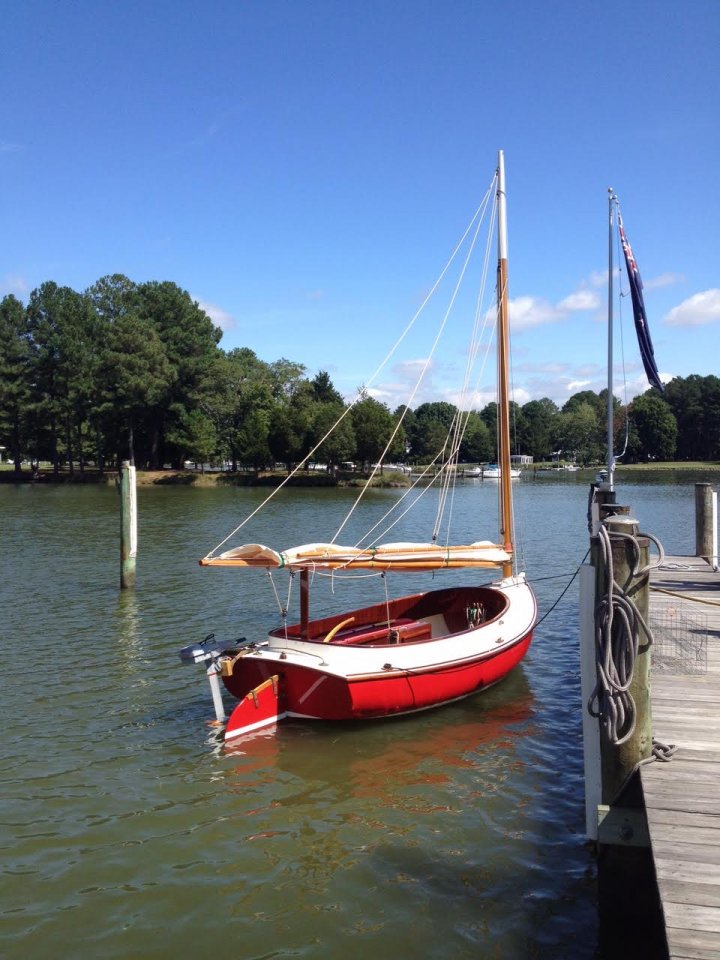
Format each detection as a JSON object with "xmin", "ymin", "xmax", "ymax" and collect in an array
[
  {"xmin": 297, "ymin": 675, "xmax": 327, "ymax": 705},
  {"xmin": 224, "ymin": 711, "xmax": 287, "ymax": 740}
]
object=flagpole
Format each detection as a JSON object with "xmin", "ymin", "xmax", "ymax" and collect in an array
[{"xmin": 607, "ymin": 188, "xmax": 617, "ymax": 493}]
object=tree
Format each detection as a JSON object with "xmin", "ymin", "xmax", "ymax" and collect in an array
[
  {"xmin": 479, "ymin": 401, "xmax": 497, "ymax": 451},
  {"xmin": 26, "ymin": 282, "xmax": 100, "ymax": 475},
  {"xmin": 553, "ymin": 401, "xmax": 603, "ymax": 465},
  {"xmin": 0, "ymin": 295, "xmax": 32, "ymax": 472},
  {"xmin": 205, "ymin": 348, "xmax": 275, "ymax": 470},
  {"xmin": 269, "ymin": 380, "xmax": 316, "ymax": 472},
  {"xmin": 98, "ymin": 314, "xmax": 173, "ymax": 465},
  {"xmin": 312, "ymin": 402, "xmax": 355, "ymax": 473},
  {"xmin": 478, "ymin": 401, "xmax": 526, "ymax": 460},
  {"xmin": 519, "ymin": 398, "xmax": 558, "ymax": 461},
  {"xmin": 350, "ymin": 395, "xmax": 395, "ymax": 470},
  {"xmin": 411, "ymin": 401, "xmax": 459, "ymax": 461},
  {"xmin": 311, "ymin": 370, "xmax": 344, "ymax": 405},
  {"xmin": 459, "ymin": 411, "xmax": 493, "ymax": 463},
  {"xmin": 166, "ymin": 409, "xmax": 218, "ymax": 470},
  {"xmin": 269, "ymin": 357, "xmax": 306, "ymax": 399},
  {"xmin": 136, "ymin": 281, "xmax": 222, "ymax": 468},
  {"xmin": 86, "ymin": 274, "xmax": 139, "ymax": 322},
  {"xmin": 626, "ymin": 393, "xmax": 677, "ymax": 462},
  {"xmin": 664, "ymin": 375, "xmax": 704, "ymax": 460}
]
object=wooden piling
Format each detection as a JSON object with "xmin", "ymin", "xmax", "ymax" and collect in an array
[
  {"xmin": 119, "ymin": 460, "xmax": 137, "ymax": 589},
  {"xmin": 695, "ymin": 482, "xmax": 716, "ymax": 566},
  {"xmin": 593, "ymin": 514, "xmax": 652, "ymax": 805}
]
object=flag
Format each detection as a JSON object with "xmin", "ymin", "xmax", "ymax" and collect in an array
[{"xmin": 618, "ymin": 213, "xmax": 664, "ymax": 391}]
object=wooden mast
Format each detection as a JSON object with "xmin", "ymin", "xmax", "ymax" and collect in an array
[{"xmin": 496, "ymin": 150, "xmax": 514, "ymax": 578}]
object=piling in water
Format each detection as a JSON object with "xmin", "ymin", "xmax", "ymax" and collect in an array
[{"xmin": 119, "ymin": 460, "xmax": 137, "ymax": 589}]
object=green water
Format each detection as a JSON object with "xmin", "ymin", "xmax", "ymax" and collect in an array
[{"xmin": 0, "ymin": 477, "xmax": 699, "ymax": 958}]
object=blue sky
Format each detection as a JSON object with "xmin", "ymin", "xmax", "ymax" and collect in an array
[{"xmin": 2, "ymin": 0, "xmax": 718, "ymax": 410}]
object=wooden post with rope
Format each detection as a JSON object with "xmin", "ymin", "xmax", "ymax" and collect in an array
[
  {"xmin": 591, "ymin": 510, "xmax": 666, "ymax": 959},
  {"xmin": 594, "ymin": 514, "xmax": 652, "ymax": 807}
]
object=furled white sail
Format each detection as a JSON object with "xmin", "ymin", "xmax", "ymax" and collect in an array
[{"xmin": 201, "ymin": 540, "xmax": 511, "ymax": 571}]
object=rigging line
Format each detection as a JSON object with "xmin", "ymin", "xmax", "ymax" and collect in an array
[
  {"xmin": 436, "ymin": 196, "xmax": 500, "ymax": 547},
  {"xmin": 349, "ymin": 449, "xmax": 450, "ymax": 554},
  {"xmin": 307, "ymin": 569, "xmax": 386, "ymax": 581},
  {"xmin": 446, "ymin": 192, "xmax": 497, "ymax": 438},
  {"xmin": 433, "ymin": 410, "xmax": 469, "ymax": 541},
  {"xmin": 204, "ymin": 180, "xmax": 495, "ymax": 559},
  {"xmin": 265, "ymin": 570, "xmax": 286, "ymax": 617},
  {"xmin": 363, "ymin": 190, "xmax": 495, "ymax": 547},
  {"xmin": 360, "ymin": 183, "xmax": 497, "ymax": 551},
  {"xmin": 333, "ymin": 179, "xmax": 495, "ymax": 548},
  {"xmin": 434, "ymin": 195, "xmax": 499, "ymax": 544},
  {"xmin": 534, "ymin": 548, "xmax": 591, "ymax": 626}
]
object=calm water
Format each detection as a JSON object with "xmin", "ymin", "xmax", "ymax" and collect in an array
[{"xmin": 0, "ymin": 474, "xmax": 703, "ymax": 959}]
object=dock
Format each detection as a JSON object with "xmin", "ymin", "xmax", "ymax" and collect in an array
[{"xmin": 644, "ymin": 555, "xmax": 720, "ymax": 959}]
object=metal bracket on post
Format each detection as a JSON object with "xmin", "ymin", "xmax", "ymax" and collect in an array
[{"xmin": 597, "ymin": 804, "xmax": 650, "ymax": 847}]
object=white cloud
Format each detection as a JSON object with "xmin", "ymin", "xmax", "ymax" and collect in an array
[
  {"xmin": 664, "ymin": 289, "xmax": 720, "ymax": 327},
  {"xmin": 644, "ymin": 272, "xmax": 684, "ymax": 290},
  {"xmin": 558, "ymin": 289, "xmax": 601, "ymax": 311},
  {"xmin": 196, "ymin": 298, "xmax": 236, "ymax": 332},
  {"xmin": 507, "ymin": 281, "xmax": 600, "ymax": 331},
  {"xmin": 575, "ymin": 364, "xmax": 603, "ymax": 377},
  {"xmin": 0, "ymin": 274, "xmax": 29, "ymax": 298},
  {"xmin": 508, "ymin": 296, "xmax": 562, "ymax": 330},
  {"xmin": 515, "ymin": 361, "xmax": 570, "ymax": 375},
  {"xmin": 566, "ymin": 379, "xmax": 593, "ymax": 392},
  {"xmin": 0, "ymin": 141, "xmax": 23, "ymax": 154}
]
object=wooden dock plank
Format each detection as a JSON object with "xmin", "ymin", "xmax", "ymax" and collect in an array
[{"xmin": 642, "ymin": 555, "xmax": 720, "ymax": 959}]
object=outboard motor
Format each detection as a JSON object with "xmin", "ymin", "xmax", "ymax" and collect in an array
[{"xmin": 179, "ymin": 633, "xmax": 251, "ymax": 723}]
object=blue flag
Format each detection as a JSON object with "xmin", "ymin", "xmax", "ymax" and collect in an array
[{"xmin": 619, "ymin": 214, "xmax": 664, "ymax": 392}]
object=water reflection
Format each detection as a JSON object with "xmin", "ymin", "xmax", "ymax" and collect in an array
[
  {"xmin": 225, "ymin": 671, "xmax": 534, "ymax": 795},
  {"xmin": 114, "ymin": 589, "xmax": 142, "ymax": 658},
  {"xmin": 10, "ymin": 478, "xmax": 679, "ymax": 958}
]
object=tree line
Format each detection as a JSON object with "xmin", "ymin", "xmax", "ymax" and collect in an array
[{"xmin": 1, "ymin": 274, "xmax": 718, "ymax": 475}]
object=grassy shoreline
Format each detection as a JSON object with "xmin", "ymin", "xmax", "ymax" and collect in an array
[{"xmin": 1, "ymin": 461, "xmax": 719, "ymax": 486}]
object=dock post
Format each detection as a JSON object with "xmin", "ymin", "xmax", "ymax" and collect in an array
[
  {"xmin": 594, "ymin": 514, "xmax": 652, "ymax": 805},
  {"xmin": 695, "ymin": 482, "xmax": 718, "ymax": 569},
  {"xmin": 579, "ymin": 562, "xmax": 601, "ymax": 839},
  {"xmin": 592, "ymin": 513, "xmax": 665, "ymax": 958},
  {"xmin": 119, "ymin": 460, "xmax": 138, "ymax": 589}
]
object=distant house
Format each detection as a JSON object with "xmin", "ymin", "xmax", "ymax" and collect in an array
[{"xmin": 511, "ymin": 454, "xmax": 533, "ymax": 465}]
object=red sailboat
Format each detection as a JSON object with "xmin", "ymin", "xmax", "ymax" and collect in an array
[{"xmin": 180, "ymin": 151, "xmax": 537, "ymax": 743}]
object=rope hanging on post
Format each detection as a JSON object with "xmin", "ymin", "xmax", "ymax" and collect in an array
[
  {"xmin": 588, "ymin": 524, "xmax": 654, "ymax": 745},
  {"xmin": 588, "ymin": 523, "xmax": 677, "ymax": 767}
]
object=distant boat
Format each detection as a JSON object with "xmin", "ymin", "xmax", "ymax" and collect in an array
[
  {"xmin": 180, "ymin": 151, "xmax": 536, "ymax": 743},
  {"xmin": 483, "ymin": 464, "xmax": 521, "ymax": 480}
]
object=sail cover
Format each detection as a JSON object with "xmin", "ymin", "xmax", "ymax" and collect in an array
[{"xmin": 200, "ymin": 540, "xmax": 511, "ymax": 571}]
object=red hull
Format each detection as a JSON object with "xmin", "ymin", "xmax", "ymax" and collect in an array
[
  {"xmin": 219, "ymin": 582, "xmax": 536, "ymax": 740},
  {"xmin": 222, "ymin": 631, "xmax": 532, "ymax": 736}
]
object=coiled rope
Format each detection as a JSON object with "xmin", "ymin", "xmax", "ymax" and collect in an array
[{"xmin": 588, "ymin": 523, "xmax": 676, "ymax": 772}]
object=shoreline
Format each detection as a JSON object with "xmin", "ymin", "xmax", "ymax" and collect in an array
[{"xmin": 1, "ymin": 461, "xmax": 720, "ymax": 486}]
